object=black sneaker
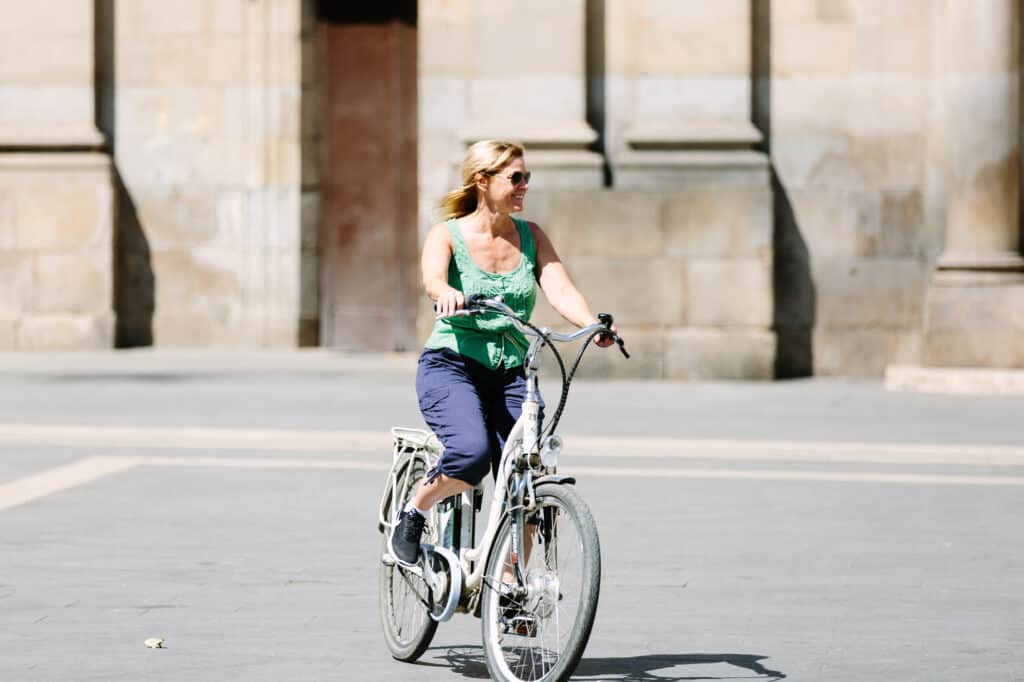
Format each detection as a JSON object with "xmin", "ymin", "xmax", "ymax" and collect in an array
[{"xmin": 389, "ymin": 509, "xmax": 426, "ymax": 567}]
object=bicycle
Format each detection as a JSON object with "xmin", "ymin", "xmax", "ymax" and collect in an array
[{"xmin": 377, "ymin": 294, "xmax": 629, "ymax": 682}]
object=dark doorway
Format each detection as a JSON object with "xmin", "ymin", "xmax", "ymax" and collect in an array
[{"xmin": 317, "ymin": 1, "xmax": 418, "ymax": 350}]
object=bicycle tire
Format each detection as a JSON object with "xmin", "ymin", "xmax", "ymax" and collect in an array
[
  {"xmin": 378, "ymin": 456, "xmax": 439, "ymax": 661},
  {"xmin": 480, "ymin": 483, "xmax": 601, "ymax": 682}
]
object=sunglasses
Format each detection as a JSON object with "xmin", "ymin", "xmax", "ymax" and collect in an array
[{"xmin": 506, "ymin": 171, "xmax": 531, "ymax": 186}]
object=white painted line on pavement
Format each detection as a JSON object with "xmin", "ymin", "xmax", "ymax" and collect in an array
[
  {"xmin": 138, "ymin": 456, "xmax": 1024, "ymax": 487},
  {"xmin": 0, "ymin": 423, "xmax": 386, "ymax": 451},
  {"xmin": 1, "ymin": 423, "xmax": 1022, "ymax": 467},
  {"xmin": 141, "ymin": 456, "xmax": 390, "ymax": 472},
  {"xmin": 0, "ymin": 456, "xmax": 141, "ymax": 512},
  {"xmin": 568, "ymin": 465, "xmax": 1024, "ymax": 487},
  {"xmin": 4, "ymin": 451, "xmax": 1024, "ymax": 516}
]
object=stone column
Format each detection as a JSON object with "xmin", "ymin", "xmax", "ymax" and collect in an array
[
  {"xmin": 0, "ymin": 0, "xmax": 114, "ymax": 350},
  {"xmin": 605, "ymin": 0, "xmax": 768, "ymax": 187},
  {"xmin": 922, "ymin": 0, "xmax": 1024, "ymax": 367},
  {"xmin": 114, "ymin": 0, "xmax": 305, "ymax": 347},
  {"xmin": 419, "ymin": 0, "xmax": 602, "ymax": 196}
]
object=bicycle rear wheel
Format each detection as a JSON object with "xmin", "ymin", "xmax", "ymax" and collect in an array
[
  {"xmin": 378, "ymin": 456, "xmax": 438, "ymax": 661},
  {"xmin": 480, "ymin": 483, "xmax": 601, "ymax": 682}
]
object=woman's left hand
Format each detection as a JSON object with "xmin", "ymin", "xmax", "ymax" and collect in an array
[{"xmin": 594, "ymin": 323, "xmax": 617, "ymax": 348}]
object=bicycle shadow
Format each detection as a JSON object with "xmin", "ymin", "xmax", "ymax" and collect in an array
[{"xmin": 420, "ymin": 646, "xmax": 786, "ymax": 680}]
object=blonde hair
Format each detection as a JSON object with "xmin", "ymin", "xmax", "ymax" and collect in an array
[{"xmin": 437, "ymin": 139, "xmax": 525, "ymax": 221}]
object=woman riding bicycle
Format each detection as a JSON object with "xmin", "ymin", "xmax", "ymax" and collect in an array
[{"xmin": 389, "ymin": 139, "xmax": 618, "ymax": 567}]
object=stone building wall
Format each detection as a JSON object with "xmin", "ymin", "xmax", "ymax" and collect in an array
[
  {"xmin": 768, "ymin": 1, "xmax": 935, "ymax": 375},
  {"xmin": 0, "ymin": 1, "xmax": 113, "ymax": 350},
  {"xmin": 2, "ymin": 0, "xmax": 1021, "ymax": 378},
  {"xmin": 109, "ymin": 0, "xmax": 307, "ymax": 347}
]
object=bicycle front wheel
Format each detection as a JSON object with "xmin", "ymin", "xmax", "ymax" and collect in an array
[
  {"xmin": 378, "ymin": 456, "xmax": 438, "ymax": 661},
  {"xmin": 480, "ymin": 483, "xmax": 601, "ymax": 682}
]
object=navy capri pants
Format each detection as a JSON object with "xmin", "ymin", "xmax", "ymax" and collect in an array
[{"xmin": 416, "ymin": 347, "xmax": 543, "ymax": 486}]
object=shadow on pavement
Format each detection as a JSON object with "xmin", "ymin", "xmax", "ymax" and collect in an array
[{"xmin": 420, "ymin": 646, "xmax": 786, "ymax": 680}]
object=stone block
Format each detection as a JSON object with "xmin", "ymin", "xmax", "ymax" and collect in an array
[
  {"xmin": 546, "ymin": 191, "xmax": 664, "ymax": 258},
  {"xmin": 1, "ymin": 0, "xmax": 87, "ymax": 35},
  {"xmin": 612, "ymin": 150, "xmax": 770, "ymax": 189},
  {"xmin": 0, "ymin": 189, "xmax": 14, "ymax": 249},
  {"xmin": 665, "ymin": 328, "xmax": 775, "ymax": 380},
  {"xmin": 879, "ymin": 189, "xmax": 924, "ymax": 257},
  {"xmin": 469, "ymin": 76, "xmax": 586, "ymax": 124},
  {"xmin": 18, "ymin": 313, "xmax": 114, "ymax": 351},
  {"xmin": 854, "ymin": 21, "xmax": 928, "ymax": 75},
  {"xmin": 13, "ymin": 185, "xmax": 105, "ymax": 250},
  {"xmin": 686, "ymin": 258, "xmax": 773, "ymax": 327},
  {"xmin": 565, "ymin": 326, "xmax": 666, "ymax": 379},
  {"xmin": 607, "ymin": 0, "xmax": 749, "ymax": 76},
  {"xmin": 556, "ymin": 256, "xmax": 685, "ymax": 327},
  {"xmin": 31, "ymin": 252, "xmax": 110, "ymax": 315},
  {"xmin": 923, "ymin": 278, "xmax": 1024, "ymax": 368},
  {"xmin": 0, "ymin": 253, "xmax": 31, "ymax": 315},
  {"xmin": 813, "ymin": 258, "xmax": 928, "ymax": 328},
  {"xmin": 814, "ymin": 327, "xmax": 921, "ymax": 377},
  {"xmin": 787, "ymin": 187, "xmax": 882, "ymax": 258},
  {"xmin": 133, "ymin": 192, "xmax": 217, "ymax": 251},
  {"xmin": 152, "ymin": 250, "xmax": 241, "ymax": 312},
  {"xmin": 772, "ymin": 77, "xmax": 925, "ymax": 138},
  {"xmin": 473, "ymin": 1, "xmax": 583, "ymax": 76},
  {"xmin": 0, "ymin": 36, "xmax": 93, "ymax": 84},
  {"xmin": 629, "ymin": 75, "xmax": 751, "ymax": 123},
  {"xmin": 0, "ymin": 318, "xmax": 15, "ymax": 350},
  {"xmin": 665, "ymin": 187, "xmax": 771, "ymax": 258},
  {"xmin": 774, "ymin": 22, "xmax": 855, "ymax": 76},
  {"xmin": 153, "ymin": 313, "xmax": 214, "ymax": 347}
]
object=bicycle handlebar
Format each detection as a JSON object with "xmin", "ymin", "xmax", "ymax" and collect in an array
[{"xmin": 435, "ymin": 294, "xmax": 630, "ymax": 358}]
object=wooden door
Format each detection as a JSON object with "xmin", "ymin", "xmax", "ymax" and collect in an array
[{"xmin": 318, "ymin": 1, "xmax": 418, "ymax": 350}]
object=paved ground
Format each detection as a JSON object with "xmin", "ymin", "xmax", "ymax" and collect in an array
[{"xmin": 0, "ymin": 349, "xmax": 1022, "ymax": 681}]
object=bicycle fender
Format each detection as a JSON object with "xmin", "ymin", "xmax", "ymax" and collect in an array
[
  {"xmin": 420, "ymin": 543, "xmax": 463, "ymax": 623},
  {"xmin": 533, "ymin": 474, "xmax": 576, "ymax": 487}
]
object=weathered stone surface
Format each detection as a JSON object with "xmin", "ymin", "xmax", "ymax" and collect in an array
[
  {"xmin": 664, "ymin": 187, "xmax": 771, "ymax": 258},
  {"xmin": 686, "ymin": 258, "xmax": 773, "ymax": 327},
  {"xmin": 564, "ymin": 256, "xmax": 686, "ymax": 327},
  {"xmin": 923, "ymin": 278, "xmax": 1024, "ymax": 368},
  {"xmin": 814, "ymin": 327, "xmax": 922, "ymax": 377},
  {"xmin": 0, "ymin": 254, "xmax": 32, "ymax": 316},
  {"xmin": 31, "ymin": 253, "xmax": 109, "ymax": 315},
  {"xmin": 17, "ymin": 313, "xmax": 114, "ymax": 351},
  {"xmin": 153, "ymin": 313, "xmax": 214, "ymax": 347},
  {"xmin": 665, "ymin": 328, "xmax": 775, "ymax": 380},
  {"xmin": 546, "ymin": 191, "xmax": 664, "ymax": 258},
  {"xmin": 813, "ymin": 258, "xmax": 928, "ymax": 328},
  {"xmin": 0, "ymin": 153, "xmax": 113, "ymax": 350},
  {"xmin": 0, "ymin": 318, "xmax": 14, "ymax": 350},
  {"xmin": 13, "ymin": 186, "xmax": 104, "ymax": 250},
  {"xmin": 569, "ymin": 327, "xmax": 666, "ymax": 379}
]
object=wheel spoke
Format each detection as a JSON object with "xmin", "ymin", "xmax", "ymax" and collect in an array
[{"xmin": 481, "ymin": 486, "xmax": 600, "ymax": 681}]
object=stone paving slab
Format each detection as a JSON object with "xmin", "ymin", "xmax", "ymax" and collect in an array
[{"xmin": 0, "ymin": 351, "xmax": 1022, "ymax": 681}]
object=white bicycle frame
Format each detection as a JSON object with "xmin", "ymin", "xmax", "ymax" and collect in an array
[{"xmin": 379, "ymin": 299, "xmax": 609, "ymax": 621}]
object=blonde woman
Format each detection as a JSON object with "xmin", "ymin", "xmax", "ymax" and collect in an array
[{"xmin": 389, "ymin": 139, "xmax": 617, "ymax": 566}]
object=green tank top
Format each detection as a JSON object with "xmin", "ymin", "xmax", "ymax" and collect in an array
[{"xmin": 424, "ymin": 217, "xmax": 537, "ymax": 370}]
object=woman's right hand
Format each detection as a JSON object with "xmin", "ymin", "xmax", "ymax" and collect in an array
[{"xmin": 435, "ymin": 288, "xmax": 465, "ymax": 318}]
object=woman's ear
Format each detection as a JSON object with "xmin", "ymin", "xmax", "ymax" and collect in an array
[{"xmin": 474, "ymin": 172, "xmax": 489, "ymax": 193}]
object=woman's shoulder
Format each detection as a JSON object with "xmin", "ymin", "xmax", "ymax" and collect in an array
[
  {"xmin": 522, "ymin": 220, "xmax": 552, "ymax": 246},
  {"xmin": 426, "ymin": 220, "xmax": 455, "ymax": 240}
]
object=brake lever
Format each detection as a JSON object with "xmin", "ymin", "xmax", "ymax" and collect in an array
[
  {"xmin": 615, "ymin": 335, "xmax": 630, "ymax": 359},
  {"xmin": 595, "ymin": 312, "xmax": 629, "ymax": 358}
]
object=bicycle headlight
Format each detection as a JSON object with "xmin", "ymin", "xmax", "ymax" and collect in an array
[{"xmin": 539, "ymin": 435, "xmax": 563, "ymax": 468}]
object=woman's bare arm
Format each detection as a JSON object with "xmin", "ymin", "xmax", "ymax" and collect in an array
[{"xmin": 421, "ymin": 222, "xmax": 464, "ymax": 317}]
